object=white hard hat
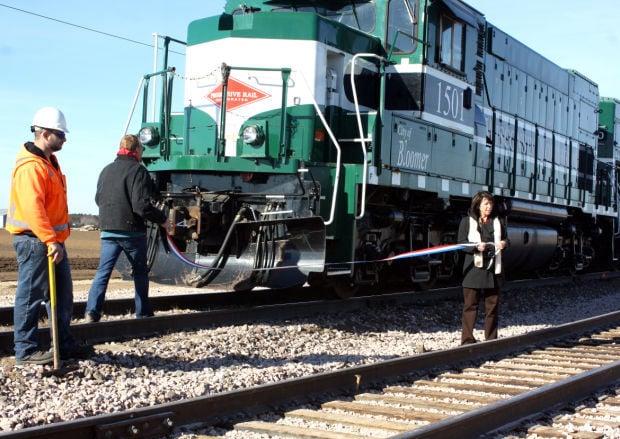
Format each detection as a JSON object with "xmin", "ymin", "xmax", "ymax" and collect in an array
[{"xmin": 31, "ymin": 107, "xmax": 69, "ymax": 133}]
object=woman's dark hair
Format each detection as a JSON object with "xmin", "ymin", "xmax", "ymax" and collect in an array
[{"xmin": 470, "ymin": 191, "xmax": 494, "ymax": 219}]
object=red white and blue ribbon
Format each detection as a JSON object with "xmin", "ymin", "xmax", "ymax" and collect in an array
[
  {"xmin": 379, "ymin": 243, "xmax": 471, "ymax": 262},
  {"xmin": 164, "ymin": 232, "xmax": 485, "ymax": 271}
]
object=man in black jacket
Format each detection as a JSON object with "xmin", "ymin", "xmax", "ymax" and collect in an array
[{"xmin": 84, "ymin": 134, "xmax": 167, "ymax": 322}]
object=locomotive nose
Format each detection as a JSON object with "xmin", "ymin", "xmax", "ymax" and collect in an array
[{"xmin": 115, "ymin": 217, "xmax": 326, "ymax": 291}]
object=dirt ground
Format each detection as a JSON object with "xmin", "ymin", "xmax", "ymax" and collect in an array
[
  {"xmin": 0, "ymin": 228, "xmax": 101, "ymax": 282},
  {"xmin": 0, "ymin": 228, "xmax": 199, "ymax": 303}
]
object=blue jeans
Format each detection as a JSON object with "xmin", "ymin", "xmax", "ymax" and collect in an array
[
  {"xmin": 13, "ymin": 235, "xmax": 75, "ymax": 360},
  {"xmin": 85, "ymin": 235, "xmax": 153, "ymax": 320}
]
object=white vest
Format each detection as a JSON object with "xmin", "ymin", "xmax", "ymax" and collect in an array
[{"xmin": 468, "ymin": 217, "xmax": 502, "ymax": 274}]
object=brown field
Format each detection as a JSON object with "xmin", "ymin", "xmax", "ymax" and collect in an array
[{"xmin": 0, "ymin": 229, "xmax": 101, "ymax": 281}]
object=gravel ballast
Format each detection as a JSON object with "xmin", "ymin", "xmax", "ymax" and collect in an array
[{"xmin": 0, "ymin": 277, "xmax": 618, "ymax": 437}]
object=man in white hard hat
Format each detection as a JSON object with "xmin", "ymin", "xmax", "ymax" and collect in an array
[{"xmin": 6, "ymin": 107, "xmax": 92, "ymax": 365}]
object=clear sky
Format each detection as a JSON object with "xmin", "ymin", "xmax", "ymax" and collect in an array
[
  {"xmin": 466, "ymin": 0, "xmax": 620, "ymax": 100},
  {"xmin": 0, "ymin": 1, "xmax": 226, "ymax": 214},
  {"xmin": 1, "ymin": 1, "xmax": 618, "ymax": 214}
]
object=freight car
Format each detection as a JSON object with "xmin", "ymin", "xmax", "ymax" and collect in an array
[{"xmin": 119, "ymin": 0, "xmax": 620, "ymax": 297}]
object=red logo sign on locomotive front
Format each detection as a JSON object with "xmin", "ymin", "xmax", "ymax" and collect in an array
[{"xmin": 206, "ymin": 77, "xmax": 271, "ymax": 110}]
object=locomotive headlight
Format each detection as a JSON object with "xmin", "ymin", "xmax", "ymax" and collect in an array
[
  {"xmin": 242, "ymin": 125, "xmax": 265, "ymax": 146},
  {"xmin": 139, "ymin": 126, "xmax": 160, "ymax": 146}
]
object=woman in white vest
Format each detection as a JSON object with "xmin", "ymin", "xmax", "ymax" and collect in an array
[{"xmin": 457, "ymin": 191, "xmax": 509, "ymax": 345}]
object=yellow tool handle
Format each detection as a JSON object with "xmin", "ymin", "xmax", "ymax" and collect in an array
[
  {"xmin": 48, "ymin": 255, "xmax": 61, "ymax": 369},
  {"xmin": 48, "ymin": 255, "xmax": 57, "ymax": 308}
]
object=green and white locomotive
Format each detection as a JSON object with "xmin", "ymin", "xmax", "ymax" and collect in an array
[{"xmin": 123, "ymin": 0, "xmax": 620, "ymax": 295}]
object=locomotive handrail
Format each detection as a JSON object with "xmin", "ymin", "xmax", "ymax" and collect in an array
[
  {"xmin": 123, "ymin": 68, "xmax": 175, "ymax": 136},
  {"xmin": 297, "ymin": 70, "xmax": 342, "ymax": 226},
  {"xmin": 221, "ymin": 65, "xmax": 343, "ymax": 225},
  {"xmin": 220, "ymin": 65, "xmax": 292, "ymax": 160},
  {"xmin": 350, "ymin": 53, "xmax": 386, "ymax": 220},
  {"xmin": 123, "ymin": 76, "xmax": 145, "ymax": 136}
]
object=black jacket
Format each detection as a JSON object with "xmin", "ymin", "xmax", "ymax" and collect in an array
[
  {"xmin": 96, "ymin": 155, "xmax": 166, "ymax": 232},
  {"xmin": 457, "ymin": 210, "xmax": 508, "ymax": 289}
]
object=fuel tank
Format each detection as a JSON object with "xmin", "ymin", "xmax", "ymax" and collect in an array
[
  {"xmin": 502, "ymin": 222, "xmax": 558, "ymax": 273},
  {"xmin": 505, "ymin": 199, "xmax": 568, "ymax": 224}
]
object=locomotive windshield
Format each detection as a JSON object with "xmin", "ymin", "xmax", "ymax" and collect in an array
[
  {"xmin": 229, "ymin": 1, "xmax": 376, "ymax": 33},
  {"xmin": 320, "ymin": 2, "xmax": 375, "ymax": 32}
]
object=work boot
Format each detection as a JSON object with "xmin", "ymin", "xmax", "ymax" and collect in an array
[
  {"xmin": 84, "ymin": 312, "xmax": 99, "ymax": 323},
  {"xmin": 15, "ymin": 350, "xmax": 54, "ymax": 365}
]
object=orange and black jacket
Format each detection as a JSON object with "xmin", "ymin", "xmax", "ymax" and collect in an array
[{"xmin": 6, "ymin": 142, "xmax": 70, "ymax": 245}]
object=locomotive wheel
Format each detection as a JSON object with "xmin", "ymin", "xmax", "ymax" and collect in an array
[
  {"xmin": 413, "ymin": 274, "xmax": 437, "ymax": 291},
  {"xmin": 307, "ymin": 272, "xmax": 357, "ymax": 298},
  {"xmin": 331, "ymin": 267, "xmax": 365, "ymax": 298},
  {"xmin": 332, "ymin": 281, "xmax": 359, "ymax": 299},
  {"xmin": 307, "ymin": 271, "xmax": 328, "ymax": 288},
  {"xmin": 409, "ymin": 262, "xmax": 437, "ymax": 290}
]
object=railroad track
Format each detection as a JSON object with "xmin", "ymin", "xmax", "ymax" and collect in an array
[
  {"xmin": 1, "ymin": 310, "xmax": 617, "ymax": 439},
  {"xmin": 0, "ymin": 273, "xmax": 614, "ymax": 357},
  {"xmin": 232, "ymin": 316, "xmax": 620, "ymax": 439},
  {"xmin": 0, "ymin": 284, "xmax": 461, "ymax": 357},
  {"xmin": 234, "ymin": 331, "xmax": 620, "ymax": 439},
  {"xmin": 0, "ymin": 286, "xmax": 332, "ymax": 327},
  {"xmin": 1, "ymin": 272, "xmax": 607, "ymax": 327}
]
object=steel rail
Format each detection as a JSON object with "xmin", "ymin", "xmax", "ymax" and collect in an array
[
  {"xmin": 391, "ymin": 361, "xmax": 620, "ymax": 438},
  {"xmin": 0, "ymin": 286, "xmax": 460, "ymax": 353},
  {"xmin": 1, "ymin": 272, "xmax": 617, "ymax": 354},
  {"xmin": 0, "ymin": 271, "xmax": 616, "ymax": 327},
  {"xmin": 0, "ymin": 286, "xmax": 332, "ymax": 326}
]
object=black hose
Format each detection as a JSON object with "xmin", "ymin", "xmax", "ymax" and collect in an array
[{"xmin": 186, "ymin": 206, "xmax": 250, "ymax": 287}]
